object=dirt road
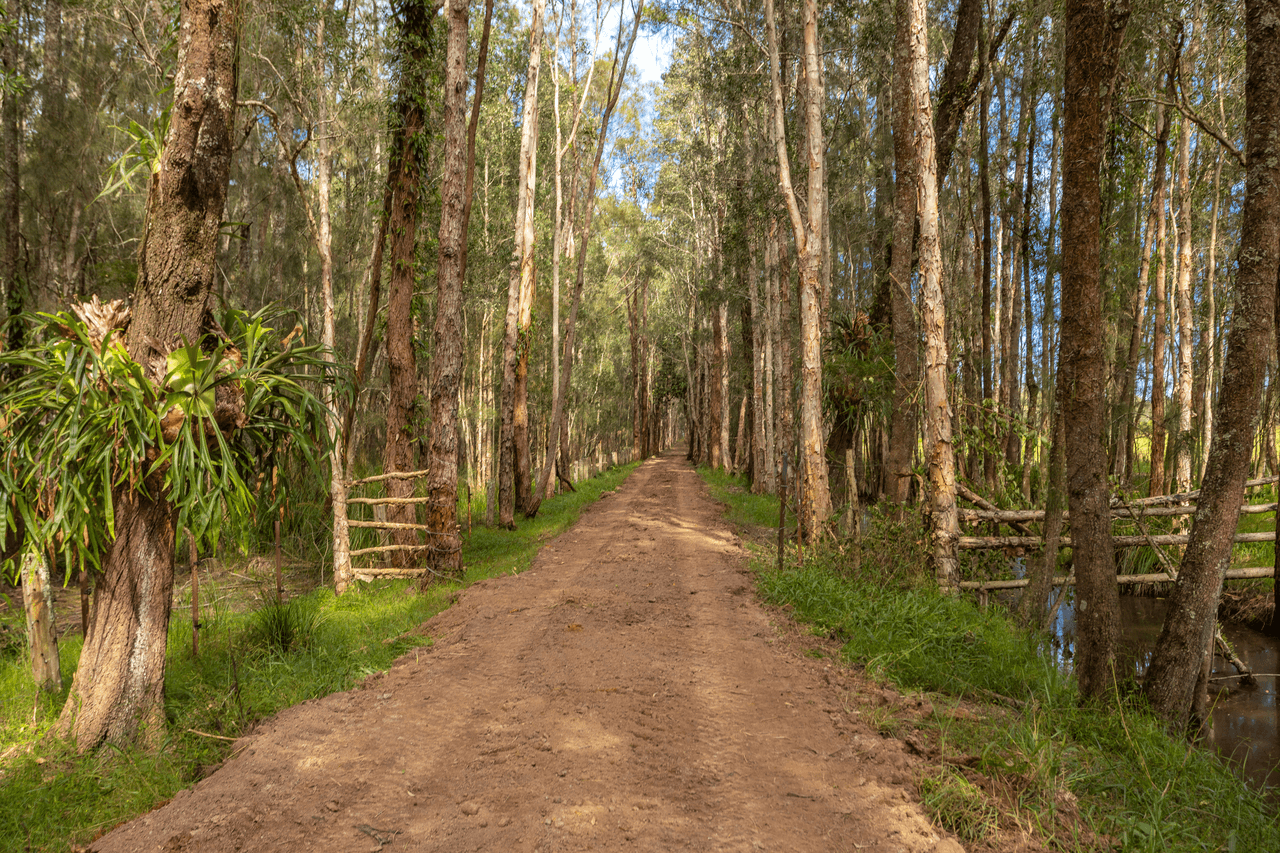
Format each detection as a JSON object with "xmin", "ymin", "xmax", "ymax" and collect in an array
[{"xmin": 92, "ymin": 451, "xmax": 963, "ymax": 852}]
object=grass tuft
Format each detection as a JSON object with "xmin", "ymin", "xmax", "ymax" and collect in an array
[
  {"xmin": 243, "ymin": 593, "xmax": 327, "ymax": 655},
  {"xmin": 919, "ymin": 765, "xmax": 999, "ymax": 842}
]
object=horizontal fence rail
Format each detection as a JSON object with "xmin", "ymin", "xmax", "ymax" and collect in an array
[
  {"xmin": 959, "ymin": 566, "xmax": 1275, "ymax": 592},
  {"xmin": 957, "ymin": 476, "xmax": 1278, "ymax": 552}
]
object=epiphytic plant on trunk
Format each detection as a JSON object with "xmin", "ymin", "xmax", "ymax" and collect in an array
[{"xmin": 0, "ymin": 302, "xmax": 331, "ymax": 749}]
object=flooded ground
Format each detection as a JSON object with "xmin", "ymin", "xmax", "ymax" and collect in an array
[{"xmin": 1049, "ymin": 593, "xmax": 1279, "ymax": 794}]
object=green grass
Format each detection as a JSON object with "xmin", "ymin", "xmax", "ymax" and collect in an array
[
  {"xmin": 919, "ymin": 765, "xmax": 999, "ymax": 843},
  {"xmin": 0, "ymin": 460, "xmax": 638, "ymax": 852},
  {"xmin": 700, "ymin": 466, "xmax": 1280, "ymax": 853},
  {"xmin": 699, "ymin": 465, "xmax": 781, "ymax": 530}
]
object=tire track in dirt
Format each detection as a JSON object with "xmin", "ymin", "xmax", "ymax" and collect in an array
[{"xmin": 91, "ymin": 451, "xmax": 963, "ymax": 853}]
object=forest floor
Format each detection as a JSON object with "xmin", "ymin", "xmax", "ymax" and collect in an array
[{"xmin": 89, "ymin": 451, "xmax": 1018, "ymax": 853}]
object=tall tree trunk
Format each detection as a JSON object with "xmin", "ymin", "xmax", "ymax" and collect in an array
[
  {"xmin": 1174, "ymin": 82, "xmax": 1196, "ymax": 496},
  {"xmin": 1021, "ymin": 94, "xmax": 1039, "ymax": 502},
  {"xmin": 57, "ymin": 0, "xmax": 242, "ymax": 750},
  {"xmin": 1059, "ymin": 0, "xmax": 1127, "ymax": 701},
  {"xmin": 1202, "ymin": 147, "xmax": 1223, "ymax": 479},
  {"xmin": 1120, "ymin": 93, "xmax": 1169, "ymax": 488},
  {"xmin": 709, "ymin": 296, "xmax": 725, "ymax": 470},
  {"xmin": 886, "ymin": 0, "xmax": 920, "ymax": 507},
  {"xmin": 295, "ymin": 4, "xmax": 352, "ymax": 593},
  {"xmin": 749, "ymin": 245, "xmax": 771, "ymax": 493},
  {"xmin": 979, "ymin": 51, "xmax": 996, "ymax": 492},
  {"xmin": 1150, "ymin": 201, "xmax": 1168, "ymax": 496},
  {"xmin": 499, "ymin": 0, "xmax": 546, "ymax": 526},
  {"xmin": 639, "ymin": 281, "xmax": 652, "ymax": 460},
  {"xmin": 1144, "ymin": 0, "xmax": 1280, "ymax": 724},
  {"xmin": 1039, "ymin": 108, "xmax": 1060, "ymax": 496},
  {"xmin": 1149, "ymin": 63, "xmax": 1176, "ymax": 496},
  {"xmin": 1003, "ymin": 27, "xmax": 1037, "ymax": 471},
  {"xmin": 548, "ymin": 1, "xmax": 602, "ymax": 492},
  {"xmin": 765, "ymin": 0, "xmax": 832, "ymax": 540},
  {"xmin": 424, "ymin": 0, "xmax": 486, "ymax": 580},
  {"xmin": 629, "ymin": 277, "xmax": 645, "ymax": 459},
  {"xmin": 773, "ymin": 219, "xmax": 794, "ymax": 488},
  {"xmin": 899, "ymin": 0, "xmax": 959, "ymax": 589},
  {"xmin": 718, "ymin": 301, "xmax": 732, "ymax": 470},
  {"xmin": 738, "ymin": 278, "xmax": 753, "ymax": 473},
  {"xmin": 383, "ymin": 0, "xmax": 437, "ymax": 559}
]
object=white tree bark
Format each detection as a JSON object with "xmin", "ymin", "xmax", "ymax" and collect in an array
[{"xmin": 1174, "ymin": 110, "xmax": 1195, "ymax": 497}]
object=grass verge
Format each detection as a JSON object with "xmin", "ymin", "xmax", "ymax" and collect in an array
[
  {"xmin": 701, "ymin": 467, "xmax": 1279, "ymax": 853},
  {"xmin": 0, "ymin": 461, "xmax": 638, "ymax": 852}
]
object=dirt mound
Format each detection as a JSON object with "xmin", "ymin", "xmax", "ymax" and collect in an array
[{"xmin": 90, "ymin": 452, "xmax": 971, "ymax": 852}]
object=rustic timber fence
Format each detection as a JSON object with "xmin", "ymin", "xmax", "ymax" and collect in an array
[
  {"xmin": 345, "ymin": 468, "xmax": 436, "ymax": 582},
  {"xmin": 339, "ymin": 446, "xmax": 641, "ymax": 582},
  {"xmin": 957, "ymin": 476, "xmax": 1278, "ymax": 595}
]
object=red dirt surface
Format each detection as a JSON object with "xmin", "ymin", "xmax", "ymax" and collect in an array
[{"xmin": 90, "ymin": 452, "xmax": 973, "ymax": 853}]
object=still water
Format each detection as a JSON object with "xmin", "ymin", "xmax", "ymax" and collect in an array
[{"xmin": 1050, "ymin": 593, "xmax": 1279, "ymax": 794}]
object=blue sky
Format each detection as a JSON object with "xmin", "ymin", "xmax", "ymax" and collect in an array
[{"xmin": 631, "ymin": 26, "xmax": 673, "ymax": 87}]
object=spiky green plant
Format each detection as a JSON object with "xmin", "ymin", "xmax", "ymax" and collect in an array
[{"xmin": 0, "ymin": 303, "xmax": 336, "ymax": 582}]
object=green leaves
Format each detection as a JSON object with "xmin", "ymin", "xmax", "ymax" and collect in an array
[
  {"xmin": 0, "ymin": 305, "xmax": 336, "ymax": 582},
  {"xmin": 95, "ymin": 110, "xmax": 170, "ymax": 202},
  {"xmin": 164, "ymin": 345, "xmax": 218, "ymax": 418}
]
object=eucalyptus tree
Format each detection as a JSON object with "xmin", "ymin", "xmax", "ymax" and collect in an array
[
  {"xmin": 529, "ymin": 0, "xmax": 645, "ymax": 517},
  {"xmin": 1172, "ymin": 25, "xmax": 1200, "ymax": 497},
  {"xmin": 1059, "ymin": 0, "xmax": 1128, "ymax": 701},
  {"xmin": 544, "ymin": 0, "xmax": 607, "ymax": 493},
  {"xmin": 498, "ymin": 0, "xmax": 546, "ymax": 528},
  {"xmin": 457, "ymin": 0, "xmax": 526, "ymax": 516},
  {"xmin": 380, "ymin": 0, "xmax": 439, "ymax": 573},
  {"xmin": 764, "ymin": 0, "xmax": 832, "ymax": 541},
  {"xmin": 883, "ymin": 0, "xmax": 992, "ymax": 507},
  {"xmin": 1144, "ymin": 0, "xmax": 1280, "ymax": 728},
  {"xmin": 56, "ymin": 0, "xmax": 248, "ymax": 748},
  {"xmin": 423, "ymin": 0, "xmax": 493, "ymax": 579},
  {"xmin": 884, "ymin": 0, "xmax": 921, "ymax": 508},
  {"xmin": 896, "ymin": 0, "xmax": 959, "ymax": 589}
]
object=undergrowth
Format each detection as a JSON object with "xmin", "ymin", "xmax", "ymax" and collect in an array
[
  {"xmin": 701, "ymin": 467, "xmax": 1279, "ymax": 853},
  {"xmin": 0, "ymin": 461, "xmax": 638, "ymax": 852}
]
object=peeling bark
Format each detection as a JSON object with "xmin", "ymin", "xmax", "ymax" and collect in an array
[
  {"xmin": 900, "ymin": 0, "xmax": 959, "ymax": 589},
  {"xmin": 764, "ymin": 0, "xmax": 831, "ymax": 540}
]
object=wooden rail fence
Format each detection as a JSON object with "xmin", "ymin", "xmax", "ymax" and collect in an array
[
  {"xmin": 958, "ymin": 477, "xmax": 1278, "ymax": 597},
  {"xmin": 341, "ymin": 447, "xmax": 640, "ymax": 582}
]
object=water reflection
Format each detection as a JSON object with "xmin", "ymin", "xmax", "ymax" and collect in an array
[{"xmin": 1047, "ymin": 591, "xmax": 1279, "ymax": 795}]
